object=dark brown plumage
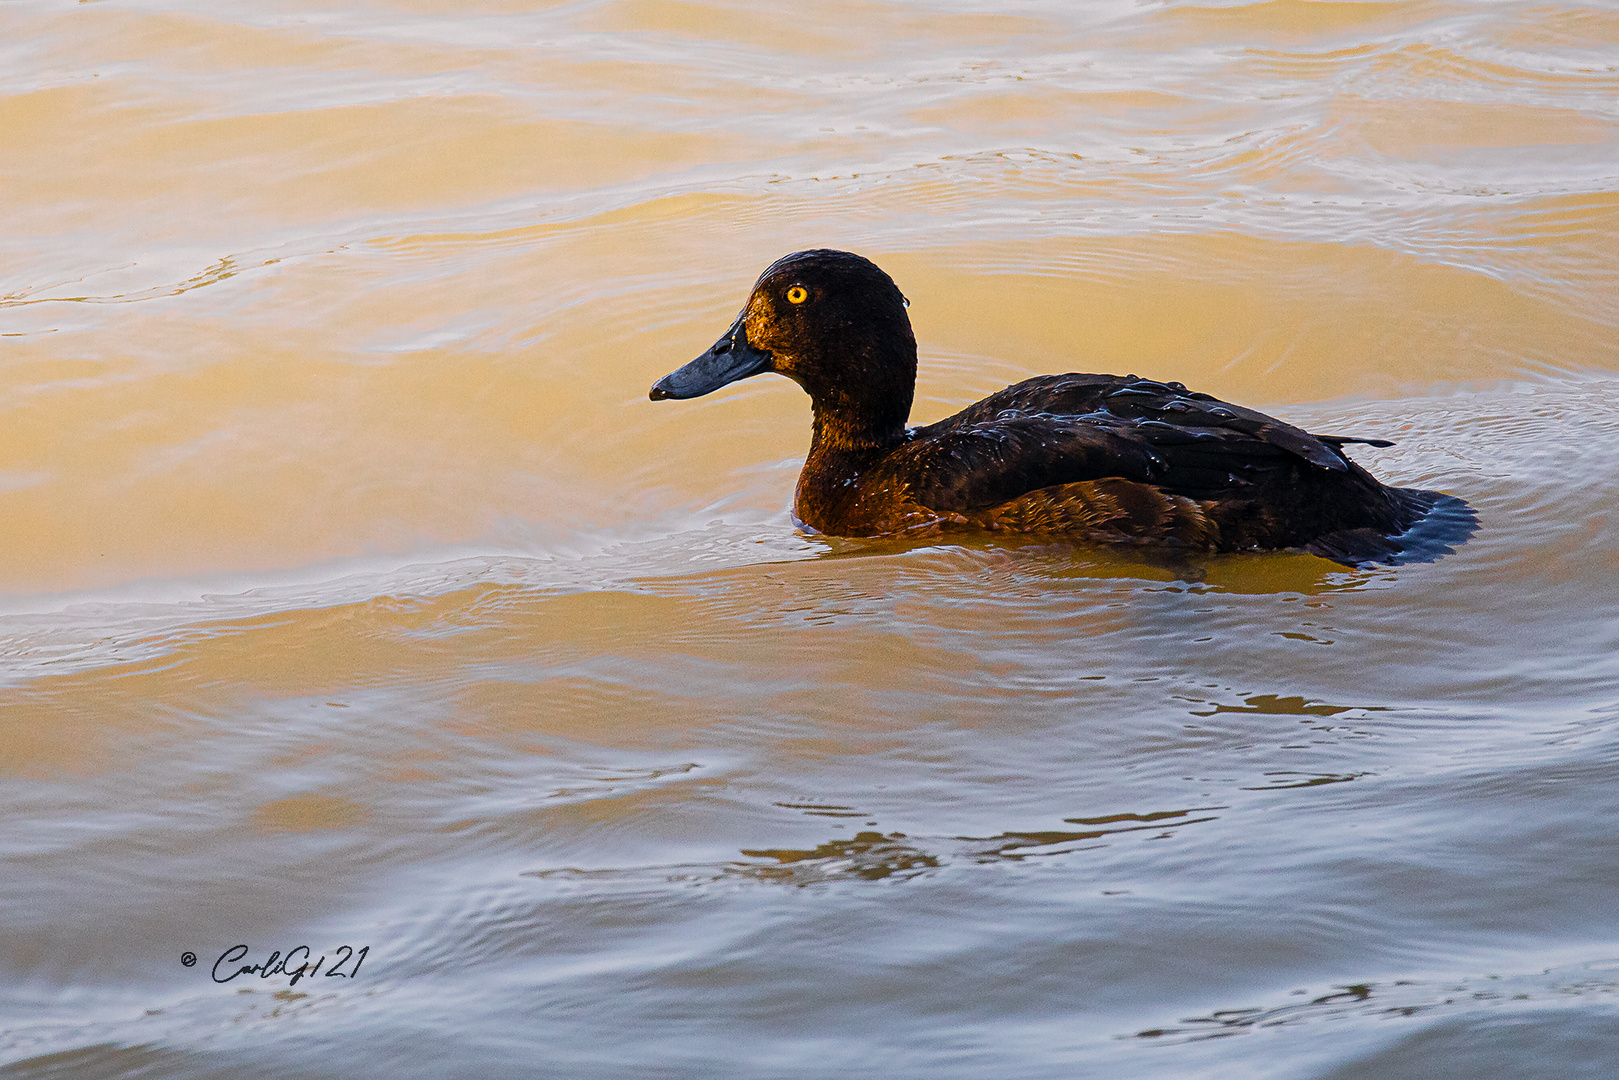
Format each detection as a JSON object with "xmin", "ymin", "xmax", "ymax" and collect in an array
[{"xmin": 650, "ymin": 249, "xmax": 1471, "ymax": 564}]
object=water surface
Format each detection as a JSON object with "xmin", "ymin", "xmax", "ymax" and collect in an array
[{"xmin": 3, "ymin": 1, "xmax": 1618, "ymax": 1077}]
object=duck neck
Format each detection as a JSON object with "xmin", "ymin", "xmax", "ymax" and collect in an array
[
  {"xmin": 807, "ymin": 402, "xmax": 909, "ymax": 456},
  {"xmin": 801, "ymin": 343, "xmax": 915, "ymax": 456},
  {"xmin": 794, "ymin": 405, "xmax": 910, "ymax": 535}
]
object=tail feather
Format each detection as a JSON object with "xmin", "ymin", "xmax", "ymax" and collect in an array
[
  {"xmin": 1315, "ymin": 435, "xmax": 1396, "ymax": 449},
  {"xmin": 1305, "ymin": 489, "xmax": 1477, "ymax": 566}
]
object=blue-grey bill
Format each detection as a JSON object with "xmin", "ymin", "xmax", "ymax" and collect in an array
[{"xmin": 650, "ymin": 318, "xmax": 772, "ymax": 400}]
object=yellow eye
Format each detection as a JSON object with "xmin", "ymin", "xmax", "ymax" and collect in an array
[{"xmin": 786, "ymin": 285, "xmax": 808, "ymax": 304}]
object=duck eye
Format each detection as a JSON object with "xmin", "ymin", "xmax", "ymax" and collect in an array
[{"xmin": 786, "ymin": 285, "xmax": 808, "ymax": 305}]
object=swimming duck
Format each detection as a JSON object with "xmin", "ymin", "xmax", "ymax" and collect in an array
[{"xmin": 650, "ymin": 249, "xmax": 1464, "ymax": 564}]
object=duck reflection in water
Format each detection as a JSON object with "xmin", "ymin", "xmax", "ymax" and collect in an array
[{"xmin": 651, "ymin": 250, "xmax": 1474, "ymax": 565}]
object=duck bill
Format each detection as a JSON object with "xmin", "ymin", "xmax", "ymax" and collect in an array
[{"xmin": 649, "ymin": 317, "xmax": 772, "ymax": 400}]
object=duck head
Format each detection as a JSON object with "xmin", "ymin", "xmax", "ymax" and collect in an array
[{"xmin": 650, "ymin": 250, "xmax": 918, "ymax": 449}]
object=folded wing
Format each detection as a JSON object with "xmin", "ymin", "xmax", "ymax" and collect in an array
[{"xmin": 890, "ymin": 374, "xmax": 1376, "ymax": 512}]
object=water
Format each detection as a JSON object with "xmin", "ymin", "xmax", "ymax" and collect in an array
[{"xmin": 3, "ymin": 1, "xmax": 1618, "ymax": 1076}]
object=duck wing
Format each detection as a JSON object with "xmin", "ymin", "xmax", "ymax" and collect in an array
[{"xmin": 893, "ymin": 374, "xmax": 1388, "ymax": 513}]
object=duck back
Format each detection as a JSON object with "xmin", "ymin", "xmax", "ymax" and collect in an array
[{"xmin": 796, "ymin": 374, "xmax": 1468, "ymax": 564}]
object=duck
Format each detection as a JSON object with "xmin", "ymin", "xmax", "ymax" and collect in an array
[{"xmin": 650, "ymin": 249, "xmax": 1469, "ymax": 565}]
